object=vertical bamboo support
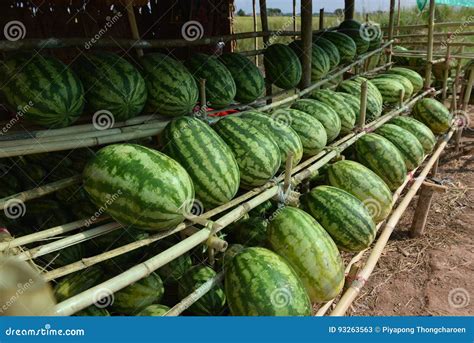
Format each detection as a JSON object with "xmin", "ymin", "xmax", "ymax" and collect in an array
[
  {"xmin": 424, "ymin": 0, "xmax": 436, "ymax": 89},
  {"xmin": 442, "ymin": 42, "xmax": 452, "ymax": 100},
  {"xmin": 398, "ymin": 89, "xmax": 404, "ymax": 108},
  {"xmin": 358, "ymin": 81, "xmax": 368, "ymax": 128},
  {"xmin": 259, "ymin": 0, "xmax": 272, "ymax": 105},
  {"xmin": 344, "ymin": 0, "xmax": 355, "ymax": 20},
  {"xmin": 411, "ymin": 185, "xmax": 435, "ymax": 237},
  {"xmin": 387, "ymin": 0, "xmax": 396, "ymax": 66},
  {"xmin": 126, "ymin": 1, "xmax": 143, "ymax": 57},
  {"xmin": 462, "ymin": 67, "xmax": 474, "ymax": 111},
  {"xmin": 319, "ymin": 8, "xmax": 324, "ymax": 30},
  {"xmin": 252, "ymin": 0, "xmax": 258, "ymax": 66},
  {"xmin": 199, "ymin": 79, "xmax": 207, "ymax": 119},
  {"xmin": 293, "ymin": 0, "xmax": 297, "ymax": 40},
  {"xmin": 451, "ymin": 82, "xmax": 458, "ymax": 112},
  {"xmin": 454, "ymin": 46, "xmax": 465, "ymax": 96},
  {"xmin": 300, "ymin": 0, "xmax": 313, "ymax": 89},
  {"xmin": 396, "ymin": 0, "xmax": 401, "ymax": 36},
  {"xmin": 283, "ymin": 153, "xmax": 294, "ymax": 196}
]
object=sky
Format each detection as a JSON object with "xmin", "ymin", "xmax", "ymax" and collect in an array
[{"xmin": 234, "ymin": 0, "xmax": 419, "ymax": 13}]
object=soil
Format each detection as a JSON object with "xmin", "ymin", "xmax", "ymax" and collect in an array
[{"xmin": 344, "ymin": 106, "xmax": 474, "ymax": 316}]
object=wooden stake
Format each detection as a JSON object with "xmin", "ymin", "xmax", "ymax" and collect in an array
[
  {"xmin": 293, "ymin": 0, "xmax": 297, "ymax": 40},
  {"xmin": 387, "ymin": 0, "xmax": 396, "ymax": 66},
  {"xmin": 252, "ymin": 0, "xmax": 258, "ymax": 66},
  {"xmin": 300, "ymin": 0, "xmax": 313, "ymax": 89},
  {"xmin": 462, "ymin": 67, "xmax": 474, "ymax": 111},
  {"xmin": 126, "ymin": 0, "xmax": 143, "ymax": 57},
  {"xmin": 424, "ymin": 0, "xmax": 436, "ymax": 89},
  {"xmin": 319, "ymin": 8, "xmax": 324, "ymax": 30},
  {"xmin": 442, "ymin": 42, "xmax": 452, "ymax": 100},
  {"xmin": 411, "ymin": 185, "xmax": 435, "ymax": 237},
  {"xmin": 358, "ymin": 81, "xmax": 368, "ymax": 129}
]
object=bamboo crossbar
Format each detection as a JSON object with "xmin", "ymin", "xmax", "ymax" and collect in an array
[
  {"xmin": 382, "ymin": 21, "xmax": 474, "ymax": 31},
  {"xmin": 389, "ymin": 31, "xmax": 474, "ymax": 39},
  {"xmin": 330, "ymin": 127, "xmax": 456, "ymax": 316}
]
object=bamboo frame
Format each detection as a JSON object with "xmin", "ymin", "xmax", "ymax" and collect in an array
[
  {"xmin": 300, "ymin": 0, "xmax": 313, "ymax": 89},
  {"xmin": 424, "ymin": 0, "xmax": 435, "ymax": 90},
  {"xmin": 391, "ymin": 31, "xmax": 474, "ymax": 39}
]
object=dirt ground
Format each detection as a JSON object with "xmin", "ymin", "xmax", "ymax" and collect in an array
[{"xmin": 346, "ymin": 107, "xmax": 474, "ymax": 316}]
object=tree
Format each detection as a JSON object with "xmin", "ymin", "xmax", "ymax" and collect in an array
[
  {"xmin": 237, "ymin": 9, "xmax": 246, "ymax": 16},
  {"xmin": 267, "ymin": 8, "xmax": 283, "ymax": 16}
]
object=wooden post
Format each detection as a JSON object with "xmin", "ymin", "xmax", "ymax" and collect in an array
[
  {"xmin": 344, "ymin": 0, "xmax": 355, "ymax": 20},
  {"xmin": 126, "ymin": 1, "xmax": 143, "ymax": 57},
  {"xmin": 199, "ymin": 79, "xmax": 207, "ymax": 119},
  {"xmin": 396, "ymin": 0, "xmax": 401, "ymax": 36},
  {"xmin": 387, "ymin": 0, "xmax": 396, "ymax": 66},
  {"xmin": 424, "ymin": 0, "xmax": 436, "ymax": 89},
  {"xmin": 260, "ymin": 0, "xmax": 272, "ymax": 104},
  {"xmin": 293, "ymin": 0, "xmax": 297, "ymax": 40},
  {"xmin": 319, "ymin": 8, "xmax": 324, "ymax": 30},
  {"xmin": 462, "ymin": 67, "xmax": 474, "ymax": 111},
  {"xmin": 442, "ymin": 42, "xmax": 451, "ymax": 100},
  {"xmin": 358, "ymin": 81, "xmax": 368, "ymax": 128},
  {"xmin": 252, "ymin": 0, "xmax": 258, "ymax": 65},
  {"xmin": 410, "ymin": 185, "xmax": 435, "ymax": 237},
  {"xmin": 300, "ymin": 0, "xmax": 313, "ymax": 89}
]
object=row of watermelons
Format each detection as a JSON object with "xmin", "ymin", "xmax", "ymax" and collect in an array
[{"xmin": 0, "ymin": 20, "xmax": 382, "ymax": 129}]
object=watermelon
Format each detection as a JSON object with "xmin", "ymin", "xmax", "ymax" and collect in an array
[
  {"xmin": 111, "ymin": 272, "xmax": 164, "ymax": 315},
  {"xmin": 178, "ymin": 266, "xmax": 226, "ymax": 316},
  {"xmin": 337, "ymin": 29, "xmax": 370, "ymax": 55},
  {"xmin": 213, "ymin": 116, "xmax": 281, "ymax": 189},
  {"xmin": 75, "ymin": 305, "xmax": 110, "ymax": 316},
  {"xmin": 222, "ymin": 244, "xmax": 245, "ymax": 268},
  {"xmin": 337, "ymin": 92, "xmax": 360, "ymax": 121},
  {"xmin": 264, "ymin": 43, "xmax": 302, "ymax": 89},
  {"xmin": 338, "ymin": 19, "xmax": 362, "ymax": 30},
  {"xmin": 248, "ymin": 199, "xmax": 276, "ymax": 218},
  {"xmin": 157, "ymin": 252, "xmax": 192, "ymax": 284},
  {"xmin": 328, "ymin": 160, "xmax": 393, "ymax": 223},
  {"xmin": 355, "ymin": 133, "xmax": 407, "ymax": 191},
  {"xmin": 374, "ymin": 74, "xmax": 413, "ymax": 100},
  {"xmin": 267, "ymin": 206, "xmax": 344, "ymax": 302},
  {"xmin": 162, "ymin": 117, "xmax": 240, "ymax": 208},
  {"xmin": 44, "ymin": 243, "xmax": 84, "ymax": 267},
  {"xmin": 291, "ymin": 99, "xmax": 341, "ymax": 142},
  {"xmin": 412, "ymin": 98, "xmax": 452, "ymax": 134},
  {"xmin": 392, "ymin": 46, "xmax": 410, "ymax": 66},
  {"xmin": 310, "ymin": 89, "xmax": 356, "ymax": 134},
  {"xmin": 337, "ymin": 78, "xmax": 383, "ymax": 122},
  {"xmin": 315, "ymin": 31, "xmax": 357, "ymax": 63},
  {"xmin": 54, "ymin": 266, "xmax": 103, "ymax": 302},
  {"xmin": 385, "ymin": 67, "xmax": 424, "ymax": 94},
  {"xmin": 288, "ymin": 40, "xmax": 331, "ymax": 81},
  {"xmin": 389, "ymin": 116, "xmax": 436, "ymax": 153},
  {"xmin": 370, "ymin": 78, "xmax": 405, "ymax": 104},
  {"xmin": 141, "ymin": 53, "xmax": 198, "ymax": 117},
  {"xmin": 225, "ymin": 247, "xmax": 312, "ymax": 316},
  {"xmin": 301, "ymin": 186, "xmax": 376, "ymax": 252},
  {"xmin": 228, "ymin": 216, "xmax": 268, "ymax": 246},
  {"xmin": 185, "ymin": 53, "xmax": 236, "ymax": 108},
  {"xmin": 0, "ymin": 54, "xmax": 84, "ymax": 128},
  {"xmin": 312, "ymin": 37, "xmax": 341, "ymax": 69},
  {"xmin": 240, "ymin": 110, "xmax": 303, "ymax": 168},
  {"xmin": 137, "ymin": 304, "xmax": 170, "ymax": 316},
  {"xmin": 83, "ymin": 144, "xmax": 194, "ymax": 231},
  {"xmin": 72, "ymin": 51, "xmax": 146, "ymax": 121},
  {"xmin": 375, "ymin": 124, "xmax": 425, "ymax": 170},
  {"xmin": 219, "ymin": 53, "xmax": 265, "ymax": 103}
]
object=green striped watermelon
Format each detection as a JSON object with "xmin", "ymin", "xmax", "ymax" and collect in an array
[
  {"xmin": 264, "ymin": 43, "xmax": 302, "ymax": 89},
  {"xmin": 75, "ymin": 306, "xmax": 110, "ymax": 316},
  {"xmin": 355, "ymin": 133, "xmax": 407, "ymax": 191},
  {"xmin": 141, "ymin": 53, "xmax": 198, "ymax": 117},
  {"xmin": 310, "ymin": 89, "xmax": 356, "ymax": 134},
  {"xmin": 83, "ymin": 144, "xmax": 194, "ymax": 231},
  {"xmin": 137, "ymin": 304, "xmax": 170, "ymax": 316},
  {"xmin": 337, "ymin": 78, "xmax": 383, "ymax": 122},
  {"xmin": 392, "ymin": 46, "xmax": 410, "ymax": 66},
  {"xmin": 267, "ymin": 206, "xmax": 344, "ymax": 302},
  {"xmin": 178, "ymin": 266, "xmax": 226, "ymax": 316},
  {"xmin": 328, "ymin": 160, "xmax": 393, "ymax": 223},
  {"xmin": 240, "ymin": 110, "xmax": 303, "ymax": 169},
  {"xmin": 337, "ymin": 29, "xmax": 370, "ymax": 55},
  {"xmin": 301, "ymin": 186, "xmax": 376, "ymax": 252},
  {"xmin": 185, "ymin": 53, "xmax": 236, "ymax": 108},
  {"xmin": 279, "ymin": 108, "xmax": 327, "ymax": 156},
  {"xmin": 157, "ymin": 252, "xmax": 192, "ymax": 284},
  {"xmin": 162, "ymin": 117, "xmax": 240, "ymax": 208},
  {"xmin": 291, "ymin": 99, "xmax": 341, "ymax": 142},
  {"xmin": 0, "ymin": 54, "xmax": 84, "ymax": 128},
  {"xmin": 222, "ymin": 244, "xmax": 246, "ymax": 268},
  {"xmin": 228, "ymin": 216, "xmax": 268, "ymax": 246},
  {"xmin": 72, "ymin": 51, "xmax": 146, "ymax": 121},
  {"xmin": 385, "ymin": 67, "xmax": 424, "ymax": 94},
  {"xmin": 219, "ymin": 53, "xmax": 265, "ymax": 103},
  {"xmin": 412, "ymin": 98, "xmax": 452, "ymax": 134},
  {"xmin": 54, "ymin": 266, "xmax": 103, "ymax": 302},
  {"xmin": 288, "ymin": 40, "xmax": 331, "ymax": 81},
  {"xmin": 338, "ymin": 19, "xmax": 362, "ymax": 30},
  {"xmin": 389, "ymin": 116, "xmax": 436, "ymax": 153},
  {"xmin": 213, "ymin": 116, "xmax": 281, "ymax": 189},
  {"xmin": 370, "ymin": 78, "xmax": 405, "ymax": 104},
  {"xmin": 111, "ymin": 272, "xmax": 164, "ymax": 315},
  {"xmin": 374, "ymin": 74, "xmax": 413, "ymax": 100},
  {"xmin": 225, "ymin": 247, "xmax": 312, "ymax": 316},
  {"xmin": 315, "ymin": 31, "xmax": 357, "ymax": 63},
  {"xmin": 375, "ymin": 124, "xmax": 425, "ymax": 170},
  {"xmin": 337, "ymin": 92, "xmax": 361, "ymax": 121},
  {"xmin": 312, "ymin": 36, "xmax": 341, "ymax": 69}
]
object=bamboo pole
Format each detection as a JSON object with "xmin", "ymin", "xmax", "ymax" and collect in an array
[
  {"xmin": 396, "ymin": 0, "xmax": 401, "ymax": 36},
  {"xmin": 358, "ymin": 81, "xmax": 368, "ymax": 129},
  {"xmin": 462, "ymin": 67, "xmax": 474, "ymax": 111},
  {"xmin": 408, "ymin": 42, "xmax": 474, "ymax": 48},
  {"xmin": 387, "ymin": 0, "xmax": 396, "ymax": 67},
  {"xmin": 293, "ymin": 0, "xmax": 297, "ymax": 40},
  {"xmin": 391, "ymin": 31, "xmax": 474, "ymax": 39},
  {"xmin": 259, "ymin": 0, "xmax": 272, "ymax": 105},
  {"xmin": 330, "ymin": 127, "xmax": 456, "ymax": 316},
  {"xmin": 442, "ymin": 42, "xmax": 452, "ymax": 100},
  {"xmin": 319, "ymin": 9, "xmax": 324, "ymax": 30},
  {"xmin": 424, "ymin": 0, "xmax": 436, "ymax": 90},
  {"xmin": 344, "ymin": 0, "xmax": 355, "ymax": 20},
  {"xmin": 125, "ymin": 0, "xmax": 143, "ymax": 57},
  {"xmin": 0, "ymin": 175, "xmax": 81, "ymax": 210},
  {"xmin": 0, "ymin": 216, "xmax": 109, "ymax": 252},
  {"xmin": 16, "ymin": 223, "xmax": 123, "ymax": 261},
  {"xmin": 252, "ymin": 0, "xmax": 258, "ymax": 65},
  {"xmin": 382, "ymin": 21, "xmax": 474, "ymax": 31},
  {"xmin": 300, "ymin": 0, "xmax": 313, "ymax": 89}
]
